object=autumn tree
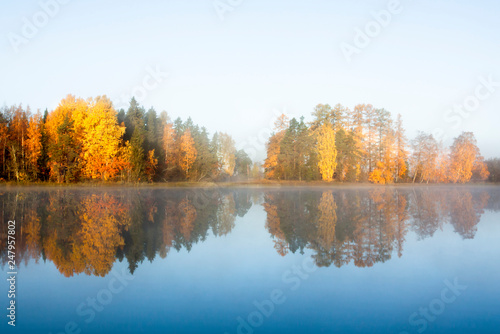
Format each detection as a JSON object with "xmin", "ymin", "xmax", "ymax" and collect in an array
[
  {"xmin": 310, "ymin": 104, "xmax": 333, "ymax": 131},
  {"xmin": 448, "ymin": 132, "xmax": 489, "ymax": 183},
  {"xmin": 410, "ymin": 132, "xmax": 438, "ymax": 183},
  {"xmin": 217, "ymin": 132, "xmax": 236, "ymax": 177},
  {"xmin": 45, "ymin": 95, "xmax": 87, "ymax": 182},
  {"xmin": 335, "ymin": 129, "xmax": 359, "ymax": 182},
  {"xmin": 369, "ymin": 111, "xmax": 396, "ymax": 184},
  {"xmin": 315, "ymin": 191, "xmax": 337, "ymax": 250},
  {"xmin": 263, "ymin": 114, "xmax": 289, "ymax": 179},
  {"xmin": 316, "ymin": 124, "xmax": 337, "ymax": 181},
  {"xmin": 25, "ymin": 111, "xmax": 43, "ymax": 179},
  {"xmin": 162, "ymin": 119, "xmax": 177, "ymax": 177},
  {"xmin": 7, "ymin": 105, "xmax": 29, "ymax": 181},
  {"xmin": 179, "ymin": 129, "xmax": 197, "ymax": 179},
  {"xmin": 145, "ymin": 149, "xmax": 158, "ymax": 182},
  {"xmin": 235, "ymin": 149, "xmax": 252, "ymax": 177},
  {"xmin": 0, "ymin": 119, "xmax": 7, "ymax": 177},
  {"xmin": 79, "ymin": 96, "xmax": 126, "ymax": 181},
  {"xmin": 394, "ymin": 114, "xmax": 408, "ymax": 182}
]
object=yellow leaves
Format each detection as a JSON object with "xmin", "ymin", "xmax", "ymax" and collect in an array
[
  {"xmin": 274, "ymin": 114, "xmax": 290, "ymax": 132},
  {"xmin": 46, "ymin": 94, "xmax": 87, "ymax": 145},
  {"xmin": 369, "ymin": 161, "xmax": 394, "ymax": 184},
  {"xmin": 316, "ymin": 191, "xmax": 337, "ymax": 250},
  {"xmin": 316, "ymin": 124, "xmax": 337, "ymax": 181},
  {"xmin": 162, "ymin": 122, "xmax": 176, "ymax": 165},
  {"xmin": 145, "ymin": 149, "xmax": 158, "ymax": 182},
  {"xmin": 79, "ymin": 96, "xmax": 126, "ymax": 181},
  {"xmin": 26, "ymin": 111, "xmax": 43, "ymax": 177},
  {"xmin": 263, "ymin": 131, "xmax": 285, "ymax": 179},
  {"xmin": 218, "ymin": 132, "xmax": 236, "ymax": 176},
  {"xmin": 77, "ymin": 194, "xmax": 129, "ymax": 276},
  {"xmin": 216, "ymin": 193, "xmax": 236, "ymax": 236},
  {"xmin": 369, "ymin": 164, "xmax": 385, "ymax": 184},
  {"xmin": 179, "ymin": 129, "xmax": 197, "ymax": 179},
  {"xmin": 449, "ymin": 132, "xmax": 488, "ymax": 183},
  {"xmin": 178, "ymin": 197, "xmax": 197, "ymax": 241},
  {"xmin": 45, "ymin": 95, "xmax": 126, "ymax": 181}
]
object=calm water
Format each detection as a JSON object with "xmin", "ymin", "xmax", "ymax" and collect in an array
[{"xmin": 1, "ymin": 186, "xmax": 499, "ymax": 334}]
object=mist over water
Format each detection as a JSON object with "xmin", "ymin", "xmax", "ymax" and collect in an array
[{"xmin": 1, "ymin": 186, "xmax": 499, "ymax": 333}]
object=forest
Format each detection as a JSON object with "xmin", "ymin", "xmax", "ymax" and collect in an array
[
  {"xmin": 264, "ymin": 104, "xmax": 494, "ymax": 183},
  {"xmin": 0, "ymin": 96, "xmax": 497, "ymax": 184}
]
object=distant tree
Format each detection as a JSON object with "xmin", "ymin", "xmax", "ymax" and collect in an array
[
  {"xmin": 218, "ymin": 132, "xmax": 236, "ymax": 177},
  {"xmin": 310, "ymin": 104, "xmax": 333, "ymax": 131},
  {"xmin": 179, "ymin": 129, "xmax": 197, "ymax": 179},
  {"xmin": 47, "ymin": 114, "xmax": 79, "ymax": 183},
  {"xmin": 25, "ymin": 111, "xmax": 43, "ymax": 179},
  {"xmin": 129, "ymin": 126, "xmax": 146, "ymax": 181},
  {"xmin": 448, "ymin": 132, "xmax": 488, "ymax": 183},
  {"xmin": 485, "ymin": 158, "xmax": 500, "ymax": 182},
  {"xmin": 161, "ymin": 121, "xmax": 176, "ymax": 176},
  {"xmin": 278, "ymin": 117, "xmax": 312, "ymax": 180},
  {"xmin": 124, "ymin": 97, "xmax": 144, "ymax": 142},
  {"xmin": 410, "ymin": 132, "xmax": 438, "ymax": 183},
  {"xmin": 263, "ymin": 114, "xmax": 289, "ymax": 179},
  {"xmin": 235, "ymin": 149, "xmax": 252, "ymax": 177},
  {"xmin": 394, "ymin": 114, "xmax": 408, "ymax": 182},
  {"xmin": 145, "ymin": 149, "xmax": 158, "ymax": 182}
]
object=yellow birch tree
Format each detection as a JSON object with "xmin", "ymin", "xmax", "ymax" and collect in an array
[{"xmin": 316, "ymin": 124, "xmax": 337, "ymax": 181}]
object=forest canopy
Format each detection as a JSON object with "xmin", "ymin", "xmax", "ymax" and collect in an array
[
  {"xmin": 263, "ymin": 103, "xmax": 490, "ymax": 184},
  {"xmin": 0, "ymin": 97, "xmax": 493, "ymax": 184}
]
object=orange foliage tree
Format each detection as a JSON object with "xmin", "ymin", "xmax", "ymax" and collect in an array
[
  {"xmin": 263, "ymin": 114, "xmax": 289, "ymax": 179},
  {"xmin": 449, "ymin": 132, "xmax": 489, "ymax": 183},
  {"xmin": 25, "ymin": 111, "xmax": 43, "ymax": 179},
  {"xmin": 79, "ymin": 96, "xmax": 126, "ymax": 181},
  {"xmin": 179, "ymin": 129, "xmax": 197, "ymax": 179}
]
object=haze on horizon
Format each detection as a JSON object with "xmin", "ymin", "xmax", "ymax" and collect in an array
[{"xmin": 1, "ymin": 0, "xmax": 499, "ymax": 161}]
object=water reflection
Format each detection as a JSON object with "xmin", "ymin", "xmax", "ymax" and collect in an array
[
  {"xmin": 0, "ymin": 187, "xmax": 497, "ymax": 277},
  {"xmin": 265, "ymin": 187, "xmax": 493, "ymax": 268}
]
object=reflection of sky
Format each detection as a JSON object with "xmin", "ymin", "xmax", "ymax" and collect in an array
[{"xmin": 1, "ymin": 202, "xmax": 500, "ymax": 334}]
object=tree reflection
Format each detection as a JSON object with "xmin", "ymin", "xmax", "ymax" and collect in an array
[
  {"xmin": 449, "ymin": 190, "xmax": 489, "ymax": 239},
  {"xmin": 263, "ymin": 187, "xmax": 493, "ymax": 268},
  {"xmin": 0, "ymin": 187, "xmax": 496, "ymax": 275}
]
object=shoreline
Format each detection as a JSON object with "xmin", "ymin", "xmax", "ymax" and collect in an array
[{"xmin": 0, "ymin": 180, "xmax": 498, "ymax": 190}]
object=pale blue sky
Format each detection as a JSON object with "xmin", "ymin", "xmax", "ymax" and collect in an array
[{"xmin": 1, "ymin": 0, "xmax": 499, "ymax": 160}]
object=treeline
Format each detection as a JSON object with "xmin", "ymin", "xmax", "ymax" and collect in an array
[
  {"xmin": 0, "ymin": 95, "xmax": 259, "ymax": 183},
  {"xmin": 264, "ymin": 103, "xmax": 491, "ymax": 183}
]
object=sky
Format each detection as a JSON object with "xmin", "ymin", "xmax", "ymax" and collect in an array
[{"xmin": 1, "ymin": 0, "xmax": 499, "ymax": 161}]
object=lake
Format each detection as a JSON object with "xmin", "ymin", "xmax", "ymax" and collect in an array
[{"xmin": 1, "ymin": 186, "xmax": 499, "ymax": 334}]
